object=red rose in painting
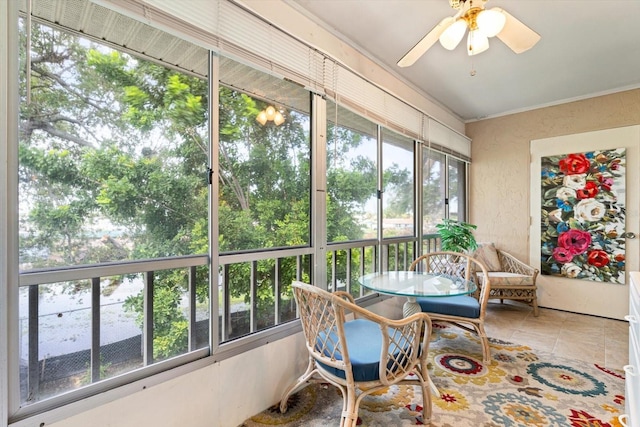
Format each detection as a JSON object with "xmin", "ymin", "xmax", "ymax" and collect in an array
[
  {"xmin": 552, "ymin": 246, "xmax": 574, "ymax": 263},
  {"xmin": 610, "ymin": 158, "xmax": 622, "ymax": 170},
  {"xmin": 558, "ymin": 153, "xmax": 591, "ymax": 175},
  {"xmin": 557, "ymin": 229, "xmax": 591, "ymax": 255},
  {"xmin": 587, "ymin": 250, "xmax": 610, "ymax": 268},
  {"xmin": 576, "ymin": 181, "xmax": 599, "ymax": 199},
  {"xmin": 598, "ymin": 175, "xmax": 614, "ymax": 191}
]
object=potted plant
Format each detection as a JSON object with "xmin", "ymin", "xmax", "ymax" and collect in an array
[{"xmin": 435, "ymin": 219, "xmax": 478, "ymax": 253}]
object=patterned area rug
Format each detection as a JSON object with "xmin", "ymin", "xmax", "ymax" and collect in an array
[{"xmin": 241, "ymin": 323, "xmax": 626, "ymax": 426}]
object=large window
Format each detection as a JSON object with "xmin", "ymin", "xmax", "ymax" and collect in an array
[
  {"xmin": 422, "ymin": 147, "xmax": 468, "ymax": 236},
  {"xmin": 217, "ymin": 57, "xmax": 312, "ymax": 339},
  {"xmin": 5, "ymin": 0, "xmax": 471, "ymax": 422},
  {"xmin": 218, "ymin": 58, "xmax": 312, "ymax": 253},
  {"xmin": 422, "ymin": 148, "xmax": 447, "ymax": 234},
  {"xmin": 448, "ymin": 157, "xmax": 468, "ymax": 222},
  {"xmin": 326, "ymin": 101, "xmax": 378, "ymax": 243},
  {"xmin": 382, "ymin": 129, "xmax": 414, "ymax": 239},
  {"xmin": 17, "ymin": 14, "xmax": 209, "ymax": 408}
]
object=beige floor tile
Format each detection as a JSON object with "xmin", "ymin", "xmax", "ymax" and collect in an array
[
  {"xmin": 561, "ymin": 320, "xmax": 605, "ymax": 337},
  {"xmin": 486, "ymin": 303, "xmax": 628, "ymax": 369},
  {"xmin": 604, "ymin": 318, "xmax": 630, "ymax": 337},
  {"xmin": 558, "ymin": 330, "xmax": 605, "ymax": 346},
  {"xmin": 556, "ymin": 345, "xmax": 606, "ymax": 366},
  {"xmin": 564, "ymin": 313, "xmax": 607, "ymax": 327},
  {"xmin": 484, "ymin": 324, "xmax": 516, "ymax": 341},
  {"xmin": 518, "ymin": 320, "xmax": 566, "ymax": 337},
  {"xmin": 606, "ymin": 329, "xmax": 630, "ymax": 346},
  {"xmin": 509, "ymin": 330, "xmax": 557, "ymax": 352},
  {"xmin": 605, "ymin": 338, "xmax": 630, "ymax": 369},
  {"xmin": 553, "ymin": 332, "xmax": 606, "ymax": 365},
  {"xmin": 537, "ymin": 308, "xmax": 572, "ymax": 321}
]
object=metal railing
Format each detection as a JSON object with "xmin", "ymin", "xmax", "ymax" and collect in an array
[{"xmin": 17, "ymin": 233, "xmax": 440, "ymax": 408}]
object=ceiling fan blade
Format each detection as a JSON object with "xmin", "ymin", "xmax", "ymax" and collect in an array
[
  {"xmin": 495, "ymin": 8, "xmax": 541, "ymax": 54},
  {"xmin": 397, "ymin": 16, "xmax": 455, "ymax": 67}
]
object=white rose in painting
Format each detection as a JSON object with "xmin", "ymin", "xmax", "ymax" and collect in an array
[
  {"xmin": 561, "ymin": 262, "xmax": 582, "ymax": 278},
  {"xmin": 574, "ymin": 198, "xmax": 606, "ymax": 222},
  {"xmin": 555, "ymin": 186, "xmax": 576, "ymax": 201},
  {"xmin": 563, "ymin": 174, "xmax": 587, "ymax": 189},
  {"xmin": 548, "ymin": 209, "xmax": 563, "ymax": 223}
]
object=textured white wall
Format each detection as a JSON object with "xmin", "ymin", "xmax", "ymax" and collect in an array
[
  {"xmin": 467, "ymin": 88, "xmax": 640, "ymax": 319},
  {"xmin": 45, "ymin": 333, "xmax": 308, "ymax": 427},
  {"xmin": 44, "ymin": 298, "xmax": 403, "ymax": 427}
]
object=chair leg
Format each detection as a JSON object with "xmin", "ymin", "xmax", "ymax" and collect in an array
[
  {"xmin": 340, "ymin": 384, "xmax": 359, "ymax": 427},
  {"xmin": 476, "ymin": 324, "xmax": 491, "ymax": 364},
  {"xmin": 419, "ymin": 378, "xmax": 432, "ymax": 425},
  {"xmin": 279, "ymin": 357, "xmax": 316, "ymax": 413},
  {"xmin": 532, "ymin": 293, "xmax": 539, "ymax": 317}
]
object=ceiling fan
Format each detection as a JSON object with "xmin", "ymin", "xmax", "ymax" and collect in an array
[{"xmin": 397, "ymin": 0, "xmax": 540, "ymax": 67}]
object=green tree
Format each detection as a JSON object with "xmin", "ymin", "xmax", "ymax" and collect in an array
[
  {"xmin": 20, "ymin": 23, "xmax": 209, "ymax": 359},
  {"xmin": 18, "ymin": 19, "xmax": 414, "ymax": 354}
]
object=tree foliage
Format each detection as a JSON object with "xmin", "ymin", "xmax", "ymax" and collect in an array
[{"xmin": 19, "ymin": 21, "xmax": 413, "ymax": 357}]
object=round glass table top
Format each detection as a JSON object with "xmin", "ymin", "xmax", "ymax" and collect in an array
[{"xmin": 359, "ymin": 271, "xmax": 477, "ymax": 298}]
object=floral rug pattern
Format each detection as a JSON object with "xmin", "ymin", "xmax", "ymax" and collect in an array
[{"xmin": 241, "ymin": 323, "xmax": 626, "ymax": 426}]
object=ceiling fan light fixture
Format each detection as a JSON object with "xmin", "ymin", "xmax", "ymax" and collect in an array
[
  {"xmin": 257, "ymin": 105, "xmax": 286, "ymax": 126},
  {"xmin": 274, "ymin": 111, "xmax": 285, "ymax": 126},
  {"xmin": 476, "ymin": 8, "xmax": 506, "ymax": 37},
  {"xmin": 439, "ymin": 19, "xmax": 467, "ymax": 50},
  {"xmin": 397, "ymin": 0, "xmax": 539, "ymax": 66},
  {"xmin": 467, "ymin": 29, "xmax": 489, "ymax": 56},
  {"xmin": 265, "ymin": 105, "xmax": 277, "ymax": 120},
  {"xmin": 256, "ymin": 110, "xmax": 268, "ymax": 125}
]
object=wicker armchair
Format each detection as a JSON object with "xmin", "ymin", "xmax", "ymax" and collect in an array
[
  {"xmin": 409, "ymin": 251, "xmax": 492, "ymax": 363},
  {"xmin": 279, "ymin": 281, "xmax": 433, "ymax": 427},
  {"xmin": 473, "ymin": 243, "xmax": 540, "ymax": 316}
]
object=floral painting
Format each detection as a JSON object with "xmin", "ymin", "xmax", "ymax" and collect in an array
[{"xmin": 540, "ymin": 148, "xmax": 626, "ymax": 283}]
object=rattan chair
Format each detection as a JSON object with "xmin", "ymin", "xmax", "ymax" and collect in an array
[
  {"xmin": 473, "ymin": 243, "xmax": 540, "ymax": 316},
  {"xmin": 409, "ymin": 251, "xmax": 492, "ymax": 363},
  {"xmin": 279, "ymin": 281, "xmax": 433, "ymax": 427}
]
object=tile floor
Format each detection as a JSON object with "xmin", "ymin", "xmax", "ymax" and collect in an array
[{"xmin": 483, "ymin": 301, "xmax": 629, "ymax": 370}]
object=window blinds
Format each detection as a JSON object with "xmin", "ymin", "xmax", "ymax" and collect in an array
[{"xmin": 97, "ymin": 0, "xmax": 470, "ymax": 156}]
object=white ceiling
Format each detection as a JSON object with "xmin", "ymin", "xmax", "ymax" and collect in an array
[{"xmin": 287, "ymin": 0, "xmax": 640, "ymax": 122}]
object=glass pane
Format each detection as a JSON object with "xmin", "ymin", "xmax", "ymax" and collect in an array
[
  {"xmin": 20, "ymin": 282, "xmax": 93, "ymax": 402},
  {"xmin": 18, "ymin": 21, "xmax": 209, "ymax": 271},
  {"xmin": 152, "ymin": 270, "xmax": 189, "ymax": 363},
  {"xmin": 448, "ymin": 158, "xmax": 468, "ymax": 222},
  {"xmin": 100, "ymin": 276, "xmax": 144, "ymax": 380},
  {"xmin": 219, "ymin": 255, "xmax": 308, "ymax": 342},
  {"xmin": 422, "ymin": 149, "xmax": 446, "ymax": 235},
  {"xmin": 326, "ymin": 246, "xmax": 377, "ymax": 298},
  {"xmin": 18, "ymin": 12, "xmax": 210, "ymax": 406},
  {"xmin": 326, "ymin": 101, "xmax": 378, "ymax": 243},
  {"xmin": 195, "ymin": 266, "xmax": 210, "ymax": 350},
  {"xmin": 218, "ymin": 57, "xmax": 311, "ymax": 253},
  {"xmin": 382, "ymin": 129, "xmax": 414, "ymax": 238}
]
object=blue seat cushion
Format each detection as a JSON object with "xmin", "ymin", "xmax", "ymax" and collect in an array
[
  {"xmin": 317, "ymin": 318, "xmax": 413, "ymax": 382},
  {"xmin": 417, "ymin": 295, "xmax": 480, "ymax": 318}
]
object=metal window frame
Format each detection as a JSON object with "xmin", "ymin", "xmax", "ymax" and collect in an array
[{"xmin": 1, "ymin": 1, "xmax": 473, "ymax": 425}]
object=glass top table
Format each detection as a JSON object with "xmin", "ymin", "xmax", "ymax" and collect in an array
[{"xmin": 359, "ymin": 271, "xmax": 477, "ymax": 317}]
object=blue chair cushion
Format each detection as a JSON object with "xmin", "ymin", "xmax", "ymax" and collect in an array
[
  {"xmin": 417, "ymin": 295, "xmax": 480, "ymax": 318},
  {"xmin": 317, "ymin": 318, "xmax": 413, "ymax": 382}
]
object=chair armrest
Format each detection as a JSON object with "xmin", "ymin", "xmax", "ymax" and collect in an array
[
  {"xmin": 333, "ymin": 291, "xmax": 356, "ymax": 304},
  {"xmin": 333, "ymin": 291, "xmax": 359, "ymax": 318},
  {"xmin": 497, "ymin": 250, "xmax": 539, "ymax": 279}
]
